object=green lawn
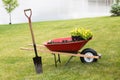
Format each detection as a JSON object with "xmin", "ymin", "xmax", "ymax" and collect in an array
[{"xmin": 0, "ymin": 16, "xmax": 120, "ymax": 80}]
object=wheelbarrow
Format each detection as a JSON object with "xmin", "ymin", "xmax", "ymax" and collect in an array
[{"xmin": 21, "ymin": 37, "xmax": 101, "ymax": 67}]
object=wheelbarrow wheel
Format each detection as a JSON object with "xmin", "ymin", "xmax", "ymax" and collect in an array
[{"xmin": 80, "ymin": 48, "xmax": 98, "ymax": 63}]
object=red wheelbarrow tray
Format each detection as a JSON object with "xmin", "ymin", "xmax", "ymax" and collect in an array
[{"xmin": 44, "ymin": 37, "xmax": 91, "ymax": 53}]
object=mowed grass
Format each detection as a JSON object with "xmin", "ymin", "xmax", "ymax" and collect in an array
[{"xmin": 0, "ymin": 16, "xmax": 120, "ymax": 80}]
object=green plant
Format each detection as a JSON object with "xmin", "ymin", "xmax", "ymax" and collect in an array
[
  {"xmin": 110, "ymin": 4, "xmax": 120, "ymax": 16},
  {"xmin": 70, "ymin": 27, "xmax": 93, "ymax": 40}
]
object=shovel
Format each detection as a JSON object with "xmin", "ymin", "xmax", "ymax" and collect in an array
[{"xmin": 24, "ymin": 9, "xmax": 43, "ymax": 74}]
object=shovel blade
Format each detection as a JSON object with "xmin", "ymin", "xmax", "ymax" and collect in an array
[{"xmin": 33, "ymin": 57, "xmax": 43, "ymax": 74}]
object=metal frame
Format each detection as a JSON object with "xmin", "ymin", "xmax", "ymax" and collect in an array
[
  {"xmin": 52, "ymin": 53, "xmax": 75, "ymax": 67},
  {"xmin": 52, "ymin": 53, "xmax": 61, "ymax": 67}
]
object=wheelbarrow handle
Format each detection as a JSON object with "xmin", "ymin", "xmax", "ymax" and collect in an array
[{"xmin": 24, "ymin": 9, "xmax": 32, "ymax": 18}]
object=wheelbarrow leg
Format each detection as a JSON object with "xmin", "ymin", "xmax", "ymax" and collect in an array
[
  {"xmin": 53, "ymin": 54, "xmax": 57, "ymax": 67},
  {"xmin": 65, "ymin": 56, "xmax": 74, "ymax": 66},
  {"xmin": 52, "ymin": 53, "xmax": 61, "ymax": 67},
  {"xmin": 58, "ymin": 54, "xmax": 61, "ymax": 63}
]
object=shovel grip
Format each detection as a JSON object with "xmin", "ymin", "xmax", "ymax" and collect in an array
[{"xmin": 24, "ymin": 9, "xmax": 32, "ymax": 18}]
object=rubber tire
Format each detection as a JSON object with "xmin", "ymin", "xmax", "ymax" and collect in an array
[{"xmin": 80, "ymin": 48, "xmax": 98, "ymax": 63}]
